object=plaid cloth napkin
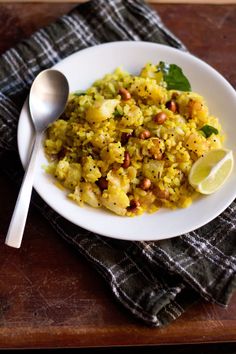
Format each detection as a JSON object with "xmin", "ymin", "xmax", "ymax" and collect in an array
[{"xmin": 1, "ymin": 0, "xmax": 236, "ymax": 327}]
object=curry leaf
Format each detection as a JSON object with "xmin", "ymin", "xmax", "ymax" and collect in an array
[
  {"xmin": 158, "ymin": 61, "xmax": 191, "ymax": 91},
  {"xmin": 200, "ymin": 125, "xmax": 219, "ymax": 138}
]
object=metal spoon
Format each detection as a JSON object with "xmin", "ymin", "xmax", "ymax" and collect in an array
[{"xmin": 5, "ymin": 69, "xmax": 69, "ymax": 248}]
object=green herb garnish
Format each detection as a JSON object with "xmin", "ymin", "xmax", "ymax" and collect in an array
[
  {"xmin": 200, "ymin": 124, "xmax": 219, "ymax": 138},
  {"xmin": 158, "ymin": 61, "xmax": 191, "ymax": 91},
  {"xmin": 73, "ymin": 90, "xmax": 86, "ymax": 96},
  {"xmin": 113, "ymin": 106, "xmax": 123, "ymax": 118}
]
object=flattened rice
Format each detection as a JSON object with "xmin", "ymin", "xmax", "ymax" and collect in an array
[{"xmin": 44, "ymin": 62, "xmax": 224, "ymax": 216}]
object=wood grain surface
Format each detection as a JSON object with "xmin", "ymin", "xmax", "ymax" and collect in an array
[
  {"xmin": 0, "ymin": 2, "xmax": 236, "ymax": 349},
  {"xmin": 3, "ymin": 0, "xmax": 236, "ymax": 4}
]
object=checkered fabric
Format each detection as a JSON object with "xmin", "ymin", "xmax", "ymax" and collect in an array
[{"xmin": 0, "ymin": 0, "xmax": 235, "ymax": 326}]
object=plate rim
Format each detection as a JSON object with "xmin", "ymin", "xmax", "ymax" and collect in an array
[{"xmin": 17, "ymin": 41, "xmax": 236, "ymax": 241}]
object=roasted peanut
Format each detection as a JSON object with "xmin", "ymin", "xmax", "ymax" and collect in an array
[
  {"xmin": 122, "ymin": 151, "xmax": 131, "ymax": 168},
  {"xmin": 139, "ymin": 130, "xmax": 151, "ymax": 140},
  {"xmin": 139, "ymin": 178, "xmax": 151, "ymax": 191},
  {"xmin": 97, "ymin": 177, "xmax": 108, "ymax": 190},
  {"xmin": 119, "ymin": 88, "xmax": 131, "ymax": 101},
  {"xmin": 153, "ymin": 112, "xmax": 167, "ymax": 125},
  {"xmin": 166, "ymin": 100, "xmax": 178, "ymax": 113},
  {"xmin": 121, "ymin": 132, "xmax": 132, "ymax": 146},
  {"xmin": 57, "ymin": 147, "xmax": 67, "ymax": 160},
  {"xmin": 156, "ymin": 189, "xmax": 169, "ymax": 200},
  {"xmin": 128, "ymin": 199, "xmax": 140, "ymax": 211}
]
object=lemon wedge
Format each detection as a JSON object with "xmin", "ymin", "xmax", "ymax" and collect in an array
[{"xmin": 189, "ymin": 149, "xmax": 234, "ymax": 194}]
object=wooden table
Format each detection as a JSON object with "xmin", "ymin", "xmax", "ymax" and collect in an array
[{"xmin": 0, "ymin": 3, "xmax": 236, "ymax": 350}]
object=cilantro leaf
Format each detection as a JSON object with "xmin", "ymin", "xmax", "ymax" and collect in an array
[
  {"xmin": 158, "ymin": 61, "xmax": 191, "ymax": 91},
  {"xmin": 73, "ymin": 90, "xmax": 86, "ymax": 96},
  {"xmin": 200, "ymin": 125, "xmax": 219, "ymax": 138},
  {"xmin": 113, "ymin": 108, "xmax": 121, "ymax": 117},
  {"xmin": 113, "ymin": 106, "xmax": 123, "ymax": 118}
]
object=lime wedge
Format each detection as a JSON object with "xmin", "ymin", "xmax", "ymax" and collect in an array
[{"xmin": 189, "ymin": 149, "xmax": 234, "ymax": 194}]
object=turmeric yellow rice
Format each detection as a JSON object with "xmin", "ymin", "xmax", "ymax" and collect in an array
[{"xmin": 44, "ymin": 63, "xmax": 223, "ymax": 216}]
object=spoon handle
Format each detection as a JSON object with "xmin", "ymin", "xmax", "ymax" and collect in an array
[{"xmin": 5, "ymin": 132, "xmax": 42, "ymax": 248}]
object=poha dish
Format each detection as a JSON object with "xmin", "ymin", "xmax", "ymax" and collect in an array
[{"xmin": 44, "ymin": 62, "xmax": 223, "ymax": 216}]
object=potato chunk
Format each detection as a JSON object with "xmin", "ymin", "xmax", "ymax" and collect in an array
[
  {"xmin": 82, "ymin": 156, "xmax": 101, "ymax": 183},
  {"xmin": 107, "ymin": 168, "xmax": 130, "ymax": 193},
  {"xmin": 129, "ymin": 77, "xmax": 167, "ymax": 104},
  {"xmin": 64, "ymin": 163, "xmax": 82, "ymax": 190},
  {"xmin": 55, "ymin": 159, "xmax": 70, "ymax": 181},
  {"xmin": 81, "ymin": 182, "xmax": 101, "ymax": 208},
  {"xmin": 101, "ymin": 186, "xmax": 130, "ymax": 216},
  {"xmin": 86, "ymin": 99, "xmax": 119, "ymax": 124},
  {"xmin": 185, "ymin": 133, "xmax": 209, "ymax": 157},
  {"xmin": 142, "ymin": 160, "xmax": 165, "ymax": 183},
  {"xmin": 100, "ymin": 142, "xmax": 125, "ymax": 164}
]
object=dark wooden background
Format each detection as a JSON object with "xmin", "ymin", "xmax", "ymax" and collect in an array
[{"xmin": 0, "ymin": 3, "xmax": 236, "ymax": 351}]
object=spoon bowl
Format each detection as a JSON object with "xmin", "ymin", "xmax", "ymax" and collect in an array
[
  {"xmin": 5, "ymin": 69, "xmax": 69, "ymax": 248},
  {"xmin": 29, "ymin": 69, "xmax": 69, "ymax": 132}
]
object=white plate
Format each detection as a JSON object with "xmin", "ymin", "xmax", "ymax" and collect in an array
[{"xmin": 17, "ymin": 41, "xmax": 236, "ymax": 241}]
